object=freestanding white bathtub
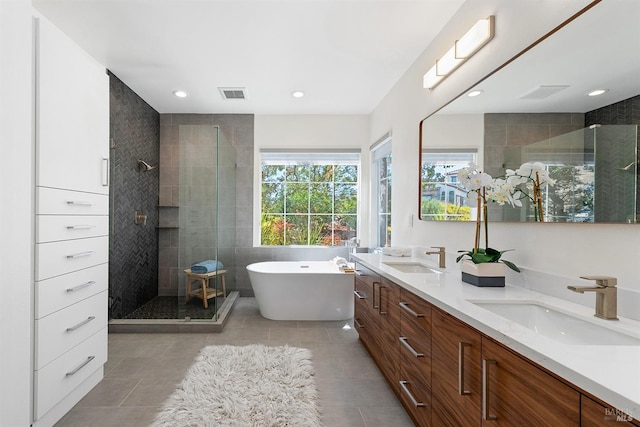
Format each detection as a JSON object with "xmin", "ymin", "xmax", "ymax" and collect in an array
[{"xmin": 246, "ymin": 261, "xmax": 354, "ymax": 321}]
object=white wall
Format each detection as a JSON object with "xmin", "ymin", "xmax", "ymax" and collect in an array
[
  {"xmin": 253, "ymin": 114, "xmax": 371, "ymax": 246},
  {"xmin": 370, "ymin": 1, "xmax": 640, "ymax": 295},
  {"xmin": 0, "ymin": 0, "xmax": 34, "ymax": 425}
]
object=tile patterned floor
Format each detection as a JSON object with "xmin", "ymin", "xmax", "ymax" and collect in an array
[{"xmin": 55, "ymin": 297, "xmax": 414, "ymax": 427}]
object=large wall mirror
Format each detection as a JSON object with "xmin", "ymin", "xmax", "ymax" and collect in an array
[{"xmin": 419, "ymin": 0, "xmax": 640, "ymax": 223}]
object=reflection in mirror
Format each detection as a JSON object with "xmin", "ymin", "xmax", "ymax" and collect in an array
[{"xmin": 419, "ymin": 0, "xmax": 640, "ymax": 223}]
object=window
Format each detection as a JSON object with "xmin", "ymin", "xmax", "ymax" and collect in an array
[
  {"xmin": 260, "ymin": 150, "xmax": 359, "ymax": 246},
  {"xmin": 421, "ymin": 149, "xmax": 477, "ymax": 220},
  {"xmin": 372, "ymin": 137, "xmax": 392, "ymax": 247}
]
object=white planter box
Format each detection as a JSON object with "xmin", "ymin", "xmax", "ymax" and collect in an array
[{"xmin": 460, "ymin": 259, "xmax": 505, "ymax": 287}]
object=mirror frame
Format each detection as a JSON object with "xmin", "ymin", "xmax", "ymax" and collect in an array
[{"xmin": 417, "ymin": 0, "xmax": 604, "ymax": 220}]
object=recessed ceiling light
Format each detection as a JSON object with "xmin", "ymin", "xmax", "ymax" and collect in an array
[
  {"xmin": 467, "ymin": 90, "xmax": 483, "ymax": 97},
  {"xmin": 291, "ymin": 91, "xmax": 305, "ymax": 98},
  {"xmin": 173, "ymin": 90, "xmax": 188, "ymax": 98},
  {"xmin": 587, "ymin": 89, "xmax": 608, "ymax": 97}
]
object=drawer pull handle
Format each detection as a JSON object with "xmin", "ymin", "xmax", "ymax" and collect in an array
[
  {"xmin": 354, "ymin": 318, "xmax": 364, "ymax": 328},
  {"xmin": 458, "ymin": 342, "xmax": 472, "ymax": 395},
  {"xmin": 66, "ymin": 281, "xmax": 96, "ymax": 292},
  {"xmin": 66, "ymin": 251, "xmax": 95, "ymax": 259},
  {"xmin": 372, "ymin": 282, "xmax": 379, "ymax": 309},
  {"xmin": 399, "ymin": 302, "xmax": 424, "ymax": 317},
  {"xmin": 66, "ymin": 201, "xmax": 94, "ymax": 206},
  {"xmin": 354, "ymin": 270, "xmax": 365, "ymax": 276},
  {"xmin": 399, "ymin": 337, "xmax": 424, "ymax": 357},
  {"xmin": 353, "ymin": 290, "xmax": 366, "ymax": 299},
  {"xmin": 101, "ymin": 157, "xmax": 109, "ymax": 187},
  {"xmin": 66, "ymin": 316, "xmax": 96, "ymax": 332},
  {"xmin": 66, "ymin": 355, "xmax": 95, "ymax": 376},
  {"xmin": 399, "ymin": 381, "xmax": 424, "ymax": 407},
  {"xmin": 66, "ymin": 225, "xmax": 96, "ymax": 230},
  {"xmin": 482, "ymin": 359, "xmax": 498, "ymax": 421}
]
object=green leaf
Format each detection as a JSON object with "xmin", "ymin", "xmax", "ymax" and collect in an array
[{"xmin": 501, "ymin": 259, "xmax": 521, "ymax": 272}]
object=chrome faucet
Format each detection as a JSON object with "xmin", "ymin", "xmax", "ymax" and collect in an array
[
  {"xmin": 567, "ymin": 276, "xmax": 618, "ymax": 320},
  {"xmin": 425, "ymin": 246, "xmax": 446, "ymax": 268}
]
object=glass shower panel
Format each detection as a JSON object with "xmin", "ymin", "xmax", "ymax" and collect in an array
[
  {"xmin": 593, "ymin": 125, "xmax": 638, "ymax": 223},
  {"xmin": 177, "ymin": 125, "xmax": 236, "ymax": 321}
]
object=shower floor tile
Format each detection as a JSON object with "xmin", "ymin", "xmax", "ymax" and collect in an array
[{"xmin": 123, "ymin": 296, "xmax": 225, "ymax": 320}]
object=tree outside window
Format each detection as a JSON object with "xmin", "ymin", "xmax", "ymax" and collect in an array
[{"xmin": 260, "ymin": 158, "xmax": 358, "ymax": 246}]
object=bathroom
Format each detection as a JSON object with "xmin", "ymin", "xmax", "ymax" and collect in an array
[{"xmin": 2, "ymin": 0, "xmax": 640, "ymax": 426}]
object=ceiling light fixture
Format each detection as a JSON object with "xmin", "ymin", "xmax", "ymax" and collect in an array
[
  {"xmin": 423, "ymin": 16, "xmax": 495, "ymax": 90},
  {"xmin": 467, "ymin": 90, "xmax": 484, "ymax": 97},
  {"xmin": 292, "ymin": 91, "xmax": 305, "ymax": 98},
  {"xmin": 173, "ymin": 90, "xmax": 188, "ymax": 98},
  {"xmin": 587, "ymin": 89, "xmax": 608, "ymax": 97}
]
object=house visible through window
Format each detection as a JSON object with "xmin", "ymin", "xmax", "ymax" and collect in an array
[
  {"xmin": 421, "ymin": 149, "xmax": 477, "ymax": 221},
  {"xmin": 260, "ymin": 150, "xmax": 359, "ymax": 246}
]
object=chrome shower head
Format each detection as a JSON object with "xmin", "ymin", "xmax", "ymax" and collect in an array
[{"xmin": 137, "ymin": 159, "xmax": 156, "ymax": 171}]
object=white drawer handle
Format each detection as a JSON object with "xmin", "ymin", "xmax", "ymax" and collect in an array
[
  {"xmin": 65, "ymin": 356, "xmax": 95, "ymax": 376},
  {"xmin": 66, "ymin": 316, "xmax": 96, "ymax": 332},
  {"xmin": 399, "ymin": 301, "xmax": 425, "ymax": 317},
  {"xmin": 66, "ymin": 201, "xmax": 94, "ymax": 206},
  {"xmin": 399, "ymin": 337, "xmax": 424, "ymax": 357},
  {"xmin": 399, "ymin": 381, "xmax": 425, "ymax": 407},
  {"xmin": 66, "ymin": 225, "xmax": 96, "ymax": 230},
  {"xmin": 354, "ymin": 318, "xmax": 364, "ymax": 328},
  {"xmin": 66, "ymin": 281, "xmax": 96, "ymax": 292},
  {"xmin": 66, "ymin": 251, "xmax": 95, "ymax": 259}
]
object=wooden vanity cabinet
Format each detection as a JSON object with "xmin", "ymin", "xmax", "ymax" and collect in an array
[
  {"xmin": 481, "ymin": 337, "xmax": 580, "ymax": 426},
  {"xmin": 353, "ymin": 264, "xmax": 400, "ymax": 394},
  {"xmin": 432, "ymin": 307, "xmax": 482, "ymax": 427},
  {"xmin": 581, "ymin": 396, "xmax": 639, "ymax": 426},
  {"xmin": 399, "ymin": 288, "xmax": 433, "ymax": 427}
]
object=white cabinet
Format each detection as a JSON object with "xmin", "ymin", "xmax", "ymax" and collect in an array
[
  {"xmin": 33, "ymin": 15, "xmax": 109, "ymax": 426},
  {"xmin": 36, "ymin": 17, "xmax": 109, "ymax": 195}
]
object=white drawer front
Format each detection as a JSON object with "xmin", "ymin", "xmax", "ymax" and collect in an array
[
  {"xmin": 36, "ymin": 263, "xmax": 108, "ymax": 319},
  {"xmin": 37, "ymin": 215, "xmax": 109, "ymax": 243},
  {"xmin": 34, "ymin": 327, "xmax": 107, "ymax": 419},
  {"xmin": 37, "ymin": 187, "xmax": 109, "ymax": 215},
  {"xmin": 35, "ymin": 291, "xmax": 107, "ymax": 369},
  {"xmin": 36, "ymin": 236, "xmax": 108, "ymax": 280}
]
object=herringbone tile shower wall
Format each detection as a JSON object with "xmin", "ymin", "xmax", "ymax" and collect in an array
[{"xmin": 108, "ymin": 71, "xmax": 160, "ymax": 319}]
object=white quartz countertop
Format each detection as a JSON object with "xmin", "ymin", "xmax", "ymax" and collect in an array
[{"xmin": 351, "ymin": 253, "xmax": 640, "ymax": 420}]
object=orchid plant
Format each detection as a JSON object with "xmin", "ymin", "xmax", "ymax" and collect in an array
[{"xmin": 454, "ymin": 162, "xmax": 554, "ymax": 273}]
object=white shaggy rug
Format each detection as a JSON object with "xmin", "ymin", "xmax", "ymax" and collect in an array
[{"xmin": 152, "ymin": 344, "xmax": 322, "ymax": 427}]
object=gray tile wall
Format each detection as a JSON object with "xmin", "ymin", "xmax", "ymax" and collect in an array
[
  {"xmin": 108, "ymin": 72, "xmax": 160, "ymax": 319},
  {"xmin": 158, "ymin": 114, "xmax": 352, "ymax": 297},
  {"xmin": 585, "ymin": 94, "xmax": 640, "ymax": 222}
]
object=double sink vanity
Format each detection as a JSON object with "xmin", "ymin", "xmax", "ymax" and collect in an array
[{"xmin": 351, "ymin": 252, "xmax": 640, "ymax": 426}]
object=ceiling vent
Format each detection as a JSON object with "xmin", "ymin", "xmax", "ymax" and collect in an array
[
  {"xmin": 518, "ymin": 85, "xmax": 570, "ymax": 100},
  {"xmin": 218, "ymin": 87, "xmax": 247, "ymax": 100}
]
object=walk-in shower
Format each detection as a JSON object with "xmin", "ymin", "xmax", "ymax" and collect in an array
[{"xmin": 109, "ymin": 122, "xmax": 238, "ymax": 331}]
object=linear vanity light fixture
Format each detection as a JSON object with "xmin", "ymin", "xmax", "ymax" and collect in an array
[{"xmin": 423, "ymin": 16, "xmax": 495, "ymax": 90}]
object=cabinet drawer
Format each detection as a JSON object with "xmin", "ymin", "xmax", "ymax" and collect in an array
[
  {"xmin": 35, "ymin": 291, "xmax": 107, "ymax": 369},
  {"xmin": 34, "ymin": 327, "xmax": 107, "ymax": 419},
  {"xmin": 354, "ymin": 263, "xmax": 380, "ymax": 290},
  {"xmin": 36, "ymin": 263, "xmax": 108, "ymax": 318},
  {"xmin": 37, "ymin": 215, "xmax": 108, "ymax": 243},
  {"xmin": 400, "ymin": 288, "xmax": 432, "ymax": 335},
  {"xmin": 399, "ymin": 365, "xmax": 432, "ymax": 427},
  {"xmin": 37, "ymin": 187, "xmax": 109, "ymax": 215},
  {"xmin": 36, "ymin": 236, "xmax": 108, "ymax": 280}
]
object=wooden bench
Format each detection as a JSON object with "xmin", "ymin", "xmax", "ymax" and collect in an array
[{"xmin": 184, "ymin": 268, "xmax": 227, "ymax": 309}]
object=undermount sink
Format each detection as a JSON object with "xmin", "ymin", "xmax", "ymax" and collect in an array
[
  {"xmin": 470, "ymin": 301, "xmax": 640, "ymax": 346},
  {"xmin": 382, "ymin": 262, "xmax": 440, "ymax": 274}
]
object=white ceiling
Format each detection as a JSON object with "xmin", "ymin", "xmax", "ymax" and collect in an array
[
  {"xmin": 438, "ymin": 0, "xmax": 640, "ymax": 115},
  {"xmin": 33, "ymin": 0, "xmax": 466, "ymax": 114}
]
